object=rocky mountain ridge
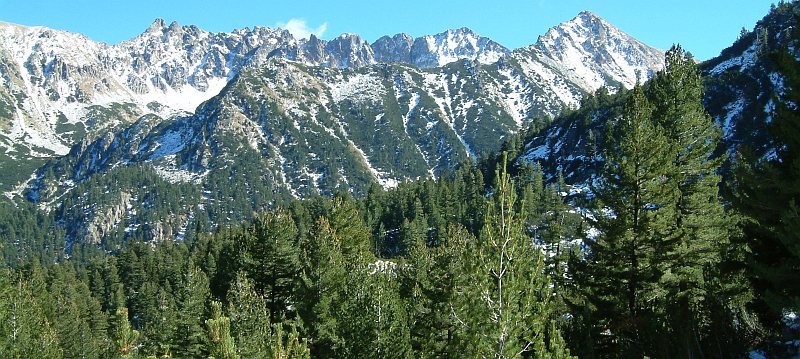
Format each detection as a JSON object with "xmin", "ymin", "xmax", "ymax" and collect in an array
[
  {"xmin": 0, "ymin": 11, "xmax": 668, "ymax": 244},
  {"xmin": 0, "ymin": 12, "xmax": 663, "ymax": 181},
  {"xmin": 0, "ymin": 20, "xmax": 507, "ymax": 162}
]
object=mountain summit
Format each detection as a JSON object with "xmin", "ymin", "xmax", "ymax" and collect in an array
[
  {"xmin": 532, "ymin": 11, "xmax": 664, "ymax": 91},
  {"xmin": 371, "ymin": 28, "xmax": 509, "ymax": 68}
]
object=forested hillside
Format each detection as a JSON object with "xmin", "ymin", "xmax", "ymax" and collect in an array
[{"xmin": 1, "ymin": 2, "xmax": 799, "ymax": 359}]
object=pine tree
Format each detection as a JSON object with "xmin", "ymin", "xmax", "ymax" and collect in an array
[
  {"xmin": 399, "ymin": 220, "xmax": 467, "ymax": 358},
  {"xmin": 453, "ymin": 154, "xmax": 572, "ymax": 358},
  {"xmin": 328, "ymin": 196, "xmax": 374, "ymax": 261},
  {"xmin": 0, "ymin": 272, "xmax": 62, "ymax": 359},
  {"xmin": 114, "ymin": 307, "xmax": 139, "ymax": 358},
  {"xmin": 237, "ymin": 210, "xmax": 300, "ymax": 323},
  {"xmin": 269, "ymin": 322, "xmax": 311, "ymax": 359},
  {"xmin": 49, "ymin": 264, "xmax": 107, "ymax": 359},
  {"xmin": 206, "ymin": 301, "xmax": 239, "ymax": 359},
  {"xmin": 647, "ymin": 45, "xmax": 731, "ymax": 356},
  {"xmin": 226, "ymin": 273, "xmax": 272, "ymax": 358},
  {"xmin": 588, "ymin": 85, "xmax": 676, "ymax": 357},
  {"xmin": 399, "ymin": 217, "xmax": 435, "ymax": 356},
  {"xmin": 175, "ymin": 261, "xmax": 210, "ymax": 358},
  {"xmin": 298, "ymin": 198, "xmax": 389, "ymax": 358},
  {"xmin": 297, "ymin": 218, "xmax": 348, "ymax": 358},
  {"xmin": 144, "ymin": 284, "xmax": 178, "ymax": 356},
  {"xmin": 338, "ymin": 267, "xmax": 412, "ymax": 359}
]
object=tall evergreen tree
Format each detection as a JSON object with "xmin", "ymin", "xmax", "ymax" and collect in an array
[
  {"xmin": 269, "ymin": 322, "xmax": 311, "ymax": 359},
  {"xmin": 588, "ymin": 85, "xmax": 676, "ymax": 357},
  {"xmin": 298, "ymin": 218, "xmax": 349, "ymax": 358},
  {"xmin": 298, "ymin": 199, "xmax": 381, "ymax": 358},
  {"xmin": 175, "ymin": 261, "xmax": 210, "ymax": 358},
  {"xmin": 399, "ymin": 217, "xmax": 436, "ymax": 356},
  {"xmin": 226, "ymin": 273, "xmax": 272, "ymax": 358},
  {"xmin": 113, "ymin": 307, "xmax": 139, "ymax": 359},
  {"xmin": 206, "ymin": 301, "xmax": 239, "ymax": 359},
  {"xmin": 338, "ymin": 267, "xmax": 412, "ymax": 359},
  {"xmin": 143, "ymin": 284, "xmax": 179, "ymax": 356},
  {"xmin": 648, "ymin": 45, "xmax": 732, "ymax": 356},
  {"xmin": 453, "ymin": 155, "xmax": 572, "ymax": 358},
  {"xmin": 49, "ymin": 264, "xmax": 108, "ymax": 359},
  {"xmin": 0, "ymin": 273, "xmax": 62, "ymax": 359},
  {"xmin": 237, "ymin": 210, "xmax": 300, "ymax": 323},
  {"xmin": 399, "ymin": 220, "xmax": 467, "ymax": 358}
]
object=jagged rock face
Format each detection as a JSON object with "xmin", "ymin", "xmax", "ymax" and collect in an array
[
  {"xmin": 700, "ymin": 5, "xmax": 800, "ymax": 161},
  {"xmin": 0, "ymin": 20, "xmax": 508, "ymax": 166},
  {"xmin": 371, "ymin": 28, "xmax": 508, "ymax": 69},
  {"xmin": 0, "ymin": 13, "xmax": 665, "ymax": 173},
  {"xmin": 300, "ymin": 33, "xmax": 376, "ymax": 68},
  {"xmin": 0, "ymin": 19, "xmax": 296, "ymax": 163},
  {"xmin": 328, "ymin": 34, "xmax": 376, "ymax": 68},
  {"xmin": 30, "ymin": 58, "xmax": 557, "ymax": 203},
  {"xmin": 372, "ymin": 34, "xmax": 414, "ymax": 63},
  {"xmin": 117, "ymin": 20, "xmax": 295, "ymax": 92}
]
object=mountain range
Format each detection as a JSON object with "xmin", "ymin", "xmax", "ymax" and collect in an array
[
  {"xmin": 3, "ymin": 7, "xmax": 780, "ymax": 246},
  {"xmin": 0, "ymin": 12, "xmax": 662, "ymax": 174}
]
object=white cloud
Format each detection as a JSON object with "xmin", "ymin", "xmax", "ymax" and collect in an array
[{"xmin": 276, "ymin": 19, "xmax": 328, "ymax": 40}]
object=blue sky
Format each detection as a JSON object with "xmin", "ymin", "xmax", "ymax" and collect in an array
[{"xmin": 0, "ymin": 0, "xmax": 777, "ymax": 60}]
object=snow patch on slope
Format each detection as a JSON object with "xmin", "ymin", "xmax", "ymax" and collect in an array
[
  {"xmin": 722, "ymin": 96, "xmax": 746, "ymax": 140},
  {"xmin": 710, "ymin": 42, "xmax": 759, "ymax": 75},
  {"xmin": 329, "ymin": 73, "xmax": 385, "ymax": 103},
  {"xmin": 515, "ymin": 55, "xmax": 582, "ymax": 108},
  {"xmin": 498, "ymin": 67, "xmax": 531, "ymax": 127},
  {"xmin": 149, "ymin": 128, "xmax": 190, "ymax": 159},
  {"xmin": 152, "ymin": 158, "xmax": 208, "ymax": 184}
]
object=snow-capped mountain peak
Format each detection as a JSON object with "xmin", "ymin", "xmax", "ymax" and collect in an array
[
  {"xmin": 369, "ymin": 28, "xmax": 509, "ymax": 68},
  {"xmin": 410, "ymin": 27, "xmax": 509, "ymax": 68},
  {"xmin": 533, "ymin": 11, "xmax": 665, "ymax": 92},
  {"xmin": 145, "ymin": 18, "xmax": 167, "ymax": 33}
]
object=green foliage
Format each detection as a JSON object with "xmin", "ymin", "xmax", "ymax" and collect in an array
[
  {"xmin": 588, "ymin": 85, "xmax": 676, "ymax": 356},
  {"xmin": 4, "ymin": 36, "xmax": 798, "ymax": 356},
  {"xmin": 232, "ymin": 211, "xmax": 300, "ymax": 323},
  {"xmin": 452, "ymin": 155, "xmax": 572, "ymax": 358},
  {"xmin": 0, "ymin": 270, "xmax": 62, "ymax": 359},
  {"xmin": 114, "ymin": 307, "xmax": 139, "ymax": 358},
  {"xmin": 0, "ymin": 201, "xmax": 65, "ymax": 267},
  {"xmin": 206, "ymin": 301, "xmax": 239, "ymax": 359},
  {"xmin": 735, "ymin": 38, "xmax": 800, "ymax": 343},
  {"xmin": 269, "ymin": 322, "xmax": 311, "ymax": 359},
  {"xmin": 175, "ymin": 261, "xmax": 211, "ymax": 358},
  {"xmin": 337, "ymin": 268, "xmax": 412, "ymax": 358},
  {"xmin": 648, "ymin": 45, "xmax": 737, "ymax": 356},
  {"xmin": 226, "ymin": 273, "xmax": 272, "ymax": 358},
  {"xmin": 585, "ymin": 47, "xmax": 744, "ymax": 357}
]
